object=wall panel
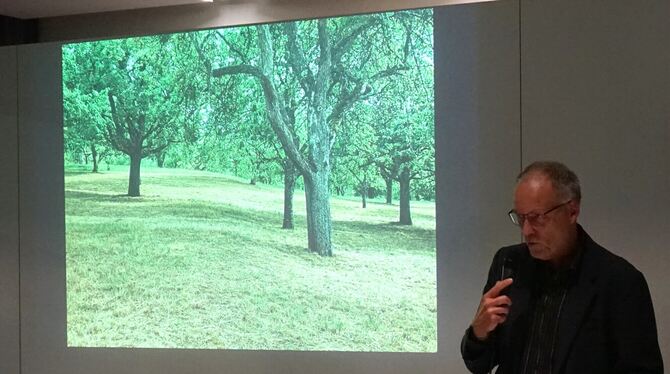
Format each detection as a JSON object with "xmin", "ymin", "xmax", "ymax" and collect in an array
[
  {"xmin": 436, "ymin": 1, "xmax": 520, "ymax": 371},
  {"xmin": 17, "ymin": 42, "xmax": 66, "ymax": 374},
  {"xmin": 0, "ymin": 45, "xmax": 21, "ymax": 374}
]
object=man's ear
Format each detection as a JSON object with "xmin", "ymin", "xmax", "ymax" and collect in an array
[{"xmin": 568, "ymin": 200, "xmax": 580, "ymax": 223}]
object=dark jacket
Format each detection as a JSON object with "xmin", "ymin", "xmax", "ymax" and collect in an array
[{"xmin": 461, "ymin": 226, "xmax": 663, "ymax": 374}]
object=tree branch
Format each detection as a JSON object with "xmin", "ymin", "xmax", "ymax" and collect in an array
[
  {"xmin": 212, "ymin": 62, "xmax": 311, "ymax": 176},
  {"xmin": 284, "ymin": 22, "xmax": 315, "ymax": 94}
]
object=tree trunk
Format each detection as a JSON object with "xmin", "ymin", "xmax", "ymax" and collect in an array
[
  {"xmin": 398, "ymin": 167, "xmax": 412, "ymax": 225},
  {"xmin": 361, "ymin": 174, "xmax": 368, "ymax": 209},
  {"xmin": 128, "ymin": 151, "xmax": 142, "ymax": 197},
  {"xmin": 304, "ymin": 19, "xmax": 334, "ymax": 256},
  {"xmin": 90, "ymin": 143, "xmax": 99, "ymax": 173},
  {"xmin": 282, "ymin": 160, "xmax": 297, "ymax": 229},
  {"xmin": 156, "ymin": 151, "xmax": 165, "ymax": 168},
  {"xmin": 212, "ymin": 22, "xmax": 334, "ymax": 256},
  {"xmin": 304, "ymin": 170, "xmax": 332, "ymax": 256},
  {"xmin": 385, "ymin": 177, "xmax": 393, "ymax": 204}
]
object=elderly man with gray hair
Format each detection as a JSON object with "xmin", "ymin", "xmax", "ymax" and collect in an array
[{"xmin": 461, "ymin": 161, "xmax": 663, "ymax": 374}]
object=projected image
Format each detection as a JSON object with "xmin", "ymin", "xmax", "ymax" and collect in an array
[{"xmin": 63, "ymin": 8, "xmax": 435, "ymax": 351}]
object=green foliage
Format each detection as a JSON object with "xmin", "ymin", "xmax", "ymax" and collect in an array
[
  {"xmin": 63, "ymin": 44, "xmax": 116, "ymax": 168},
  {"xmin": 63, "ymin": 8, "xmax": 435, "ymax": 200}
]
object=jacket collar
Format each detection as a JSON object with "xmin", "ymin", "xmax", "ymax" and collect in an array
[{"xmin": 552, "ymin": 224, "xmax": 603, "ymax": 373}]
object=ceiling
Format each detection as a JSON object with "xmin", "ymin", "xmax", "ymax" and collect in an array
[{"xmin": 0, "ymin": 0, "xmax": 217, "ymax": 19}]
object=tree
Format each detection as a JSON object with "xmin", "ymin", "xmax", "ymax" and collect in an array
[
  {"xmin": 63, "ymin": 44, "xmax": 116, "ymax": 172},
  {"xmin": 181, "ymin": 29, "xmax": 301, "ymax": 230},
  {"xmin": 331, "ymin": 113, "xmax": 378, "ymax": 208},
  {"xmin": 372, "ymin": 10, "xmax": 435, "ymax": 224},
  {"xmin": 98, "ymin": 36, "xmax": 186, "ymax": 196},
  {"xmin": 212, "ymin": 19, "xmax": 374, "ymax": 256},
  {"xmin": 375, "ymin": 103, "xmax": 434, "ymax": 225}
]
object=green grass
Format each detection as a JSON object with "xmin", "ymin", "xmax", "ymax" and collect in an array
[{"xmin": 65, "ymin": 165, "xmax": 436, "ymax": 352}]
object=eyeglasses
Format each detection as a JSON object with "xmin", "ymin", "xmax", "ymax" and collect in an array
[{"xmin": 508, "ymin": 200, "xmax": 572, "ymax": 227}]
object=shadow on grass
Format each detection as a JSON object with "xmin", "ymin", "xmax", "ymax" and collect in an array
[
  {"xmin": 64, "ymin": 170, "xmax": 94, "ymax": 177},
  {"xmin": 66, "ymin": 190, "xmax": 154, "ymax": 203},
  {"xmin": 66, "ymin": 189, "xmax": 283, "ymax": 227},
  {"xmin": 66, "ymin": 190, "xmax": 434, "ymax": 255},
  {"xmin": 334, "ymin": 219, "xmax": 434, "ymax": 237},
  {"xmin": 69, "ymin": 190, "xmax": 431, "ymax": 230},
  {"xmin": 142, "ymin": 174, "xmax": 252, "ymax": 188}
]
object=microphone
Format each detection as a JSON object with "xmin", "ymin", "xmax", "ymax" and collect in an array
[
  {"xmin": 501, "ymin": 253, "xmax": 515, "ymax": 280},
  {"xmin": 486, "ymin": 256, "xmax": 516, "ymax": 374},
  {"xmin": 485, "ymin": 253, "xmax": 517, "ymax": 374},
  {"xmin": 500, "ymin": 253, "xmax": 516, "ymax": 296}
]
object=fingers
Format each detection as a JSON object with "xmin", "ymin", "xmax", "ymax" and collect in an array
[
  {"xmin": 471, "ymin": 279, "xmax": 515, "ymax": 339},
  {"xmin": 487, "ymin": 295, "xmax": 512, "ymax": 308},
  {"xmin": 486, "ymin": 306, "xmax": 510, "ymax": 319},
  {"xmin": 489, "ymin": 313, "xmax": 508, "ymax": 326},
  {"xmin": 481, "ymin": 300, "xmax": 511, "ymax": 321},
  {"xmin": 471, "ymin": 304, "xmax": 511, "ymax": 339},
  {"xmin": 484, "ymin": 278, "xmax": 514, "ymax": 298}
]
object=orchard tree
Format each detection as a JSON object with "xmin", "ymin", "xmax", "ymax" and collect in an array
[
  {"xmin": 374, "ymin": 10, "xmax": 434, "ymax": 225},
  {"xmin": 211, "ymin": 20, "xmax": 361, "ymax": 256},
  {"xmin": 100, "ymin": 36, "xmax": 186, "ymax": 196},
  {"xmin": 63, "ymin": 44, "xmax": 115, "ymax": 172}
]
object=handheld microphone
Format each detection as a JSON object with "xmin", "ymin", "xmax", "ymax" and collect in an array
[
  {"xmin": 487, "ymin": 256, "xmax": 515, "ymax": 374},
  {"xmin": 500, "ymin": 254, "xmax": 516, "ymax": 296},
  {"xmin": 501, "ymin": 255, "xmax": 514, "ymax": 279}
]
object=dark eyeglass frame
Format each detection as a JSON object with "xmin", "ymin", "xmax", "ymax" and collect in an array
[{"xmin": 508, "ymin": 200, "xmax": 572, "ymax": 227}]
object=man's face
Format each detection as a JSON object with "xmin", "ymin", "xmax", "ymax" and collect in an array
[{"xmin": 513, "ymin": 176, "xmax": 580, "ymax": 266}]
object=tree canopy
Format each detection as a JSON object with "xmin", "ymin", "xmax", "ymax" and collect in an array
[{"xmin": 62, "ymin": 8, "xmax": 435, "ymax": 255}]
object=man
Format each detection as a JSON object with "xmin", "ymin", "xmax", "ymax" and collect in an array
[{"xmin": 461, "ymin": 161, "xmax": 663, "ymax": 374}]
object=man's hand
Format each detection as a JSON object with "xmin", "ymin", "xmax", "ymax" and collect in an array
[{"xmin": 471, "ymin": 278, "xmax": 513, "ymax": 341}]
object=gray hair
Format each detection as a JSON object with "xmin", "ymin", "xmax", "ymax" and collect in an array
[{"xmin": 517, "ymin": 161, "xmax": 581, "ymax": 202}]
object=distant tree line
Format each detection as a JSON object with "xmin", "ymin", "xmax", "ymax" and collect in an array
[{"xmin": 63, "ymin": 9, "xmax": 435, "ymax": 256}]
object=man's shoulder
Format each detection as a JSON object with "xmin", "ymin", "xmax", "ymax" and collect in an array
[{"xmin": 582, "ymin": 231, "xmax": 644, "ymax": 282}]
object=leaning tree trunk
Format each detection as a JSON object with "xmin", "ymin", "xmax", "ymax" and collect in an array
[
  {"xmin": 282, "ymin": 159, "xmax": 297, "ymax": 229},
  {"xmin": 398, "ymin": 167, "xmax": 412, "ymax": 225},
  {"xmin": 304, "ymin": 170, "xmax": 333, "ymax": 256},
  {"xmin": 211, "ymin": 21, "xmax": 334, "ymax": 255},
  {"xmin": 128, "ymin": 150, "xmax": 142, "ymax": 197}
]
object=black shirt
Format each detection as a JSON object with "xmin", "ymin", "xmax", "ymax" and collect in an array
[{"xmin": 519, "ymin": 264, "xmax": 571, "ymax": 374}]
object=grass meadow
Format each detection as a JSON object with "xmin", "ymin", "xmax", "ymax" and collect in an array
[{"xmin": 65, "ymin": 165, "xmax": 436, "ymax": 352}]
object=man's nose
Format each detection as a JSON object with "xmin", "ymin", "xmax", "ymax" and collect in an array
[{"xmin": 521, "ymin": 219, "xmax": 535, "ymax": 236}]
